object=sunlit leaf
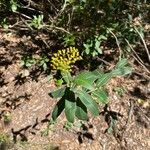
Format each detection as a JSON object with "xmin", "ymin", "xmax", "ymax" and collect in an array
[
  {"xmin": 96, "ymin": 73, "xmax": 113, "ymax": 87},
  {"xmin": 75, "ymin": 71, "xmax": 98, "ymax": 82},
  {"xmin": 112, "ymin": 67, "xmax": 132, "ymax": 76},
  {"xmin": 74, "ymin": 78, "xmax": 94, "ymax": 90},
  {"xmin": 92, "ymin": 89, "xmax": 108, "ymax": 104},
  {"xmin": 115, "ymin": 59, "xmax": 128, "ymax": 69},
  {"xmin": 78, "ymin": 90, "xmax": 99, "ymax": 116},
  {"xmin": 49, "ymin": 87, "xmax": 66, "ymax": 98}
]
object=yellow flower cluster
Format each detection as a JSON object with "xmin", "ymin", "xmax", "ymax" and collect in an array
[{"xmin": 51, "ymin": 47, "xmax": 82, "ymax": 72}]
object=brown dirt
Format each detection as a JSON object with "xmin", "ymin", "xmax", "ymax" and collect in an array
[{"xmin": 0, "ymin": 32, "xmax": 150, "ymax": 150}]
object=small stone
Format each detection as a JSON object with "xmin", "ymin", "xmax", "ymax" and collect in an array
[
  {"xmin": 62, "ymin": 140, "xmax": 70, "ymax": 144},
  {"xmin": 21, "ymin": 69, "xmax": 30, "ymax": 77}
]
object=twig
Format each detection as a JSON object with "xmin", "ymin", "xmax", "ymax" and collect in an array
[
  {"xmin": 20, "ymin": 0, "xmax": 31, "ymax": 8},
  {"xmin": 53, "ymin": 0, "xmax": 68, "ymax": 21},
  {"xmin": 107, "ymin": 28, "xmax": 122, "ymax": 59},
  {"xmin": 132, "ymin": 70, "xmax": 150, "ymax": 80},
  {"xmin": 125, "ymin": 39, "xmax": 150, "ymax": 74},
  {"xmin": 134, "ymin": 27, "xmax": 150, "ymax": 62},
  {"xmin": 47, "ymin": 0, "xmax": 59, "ymax": 12},
  {"xmin": 125, "ymin": 39, "xmax": 145, "ymax": 64},
  {"xmin": 38, "ymin": 34, "xmax": 50, "ymax": 48},
  {"xmin": 15, "ymin": 11, "xmax": 32, "ymax": 19},
  {"xmin": 132, "ymin": 55, "xmax": 150, "ymax": 73},
  {"xmin": 137, "ymin": 105, "xmax": 150, "ymax": 122},
  {"xmin": 94, "ymin": 56, "xmax": 112, "ymax": 66},
  {"xmin": 45, "ymin": 25, "xmax": 71, "ymax": 34}
]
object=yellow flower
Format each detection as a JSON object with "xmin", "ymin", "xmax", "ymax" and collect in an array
[{"xmin": 51, "ymin": 47, "xmax": 82, "ymax": 72}]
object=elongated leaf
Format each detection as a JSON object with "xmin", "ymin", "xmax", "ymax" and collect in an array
[
  {"xmin": 112, "ymin": 67, "xmax": 132, "ymax": 76},
  {"xmin": 49, "ymin": 87, "xmax": 66, "ymax": 98},
  {"xmin": 92, "ymin": 89, "xmax": 108, "ymax": 104},
  {"xmin": 74, "ymin": 78, "xmax": 95, "ymax": 90},
  {"xmin": 65, "ymin": 99, "xmax": 76, "ymax": 123},
  {"xmin": 92, "ymin": 70, "xmax": 104, "ymax": 77},
  {"xmin": 75, "ymin": 98, "xmax": 88, "ymax": 120},
  {"xmin": 96, "ymin": 73, "xmax": 113, "ymax": 87},
  {"xmin": 74, "ymin": 71, "xmax": 98, "ymax": 82},
  {"xmin": 115, "ymin": 59, "xmax": 128, "ymax": 68},
  {"xmin": 78, "ymin": 90, "xmax": 99, "ymax": 116},
  {"xmin": 64, "ymin": 89, "xmax": 76, "ymax": 123},
  {"xmin": 52, "ymin": 98, "xmax": 65, "ymax": 121}
]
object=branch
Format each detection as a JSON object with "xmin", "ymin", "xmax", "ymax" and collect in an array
[
  {"xmin": 107, "ymin": 28, "xmax": 122, "ymax": 59},
  {"xmin": 134, "ymin": 27, "xmax": 150, "ymax": 62}
]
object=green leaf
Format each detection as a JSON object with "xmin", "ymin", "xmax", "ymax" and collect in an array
[
  {"xmin": 73, "ymin": 71, "xmax": 97, "ymax": 90},
  {"xmin": 98, "ymin": 35, "xmax": 107, "ymax": 40},
  {"xmin": 11, "ymin": 4, "xmax": 17, "ymax": 12},
  {"xmin": 63, "ymin": 88, "xmax": 76, "ymax": 123},
  {"xmin": 83, "ymin": 41, "xmax": 93, "ymax": 55},
  {"xmin": 52, "ymin": 98, "xmax": 65, "ymax": 121},
  {"xmin": 96, "ymin": 73, "xmax": 113, "ymax": 87},
  {"xmin": 92, "ymin": 70, "xmax": 104, "ymax": 77},
  {"xmin": 115, "ymin": 59, "xmax": 128, "ymax": 69},
  {"xmin": 96, "ymin": 47, "xmax": 103, "ymax": 54},
  {"xmin": 49, "ymin": 87, "xmax": 66, "ymax": 98},
  {"xmin": 65, "ymin": 99, "xmax": 76, "ymax": 123},
  {"xmin": 112, "ymin": 67, "xmax": 132, "ymax": 76},
  {"xmin": 92, "ymin": 89, "xmax": 108, "ymax": 104},
  {"xmin": 75, "ymin": 98, "xmax": 88, "ymax": 121},
  {"xmin": 92, "ymin": 51, "xmax": 98, "ymax": 57},
  {"xmin": 55, "ymin": 79, "xmax": 63, "ymax": 87},
  {"xmin": 75, "ymin": 71, "xmax": 98, "ymax": 82},
  {"xmin": 95, "ymin": 40, "xmax": 102, "ymax": 54},
  {"xmin": 74, "ymin": 78, "xmax": 94, "ymax": 90},
  {"xmin": 77, "ymin": 90, "xmax": 99, "ymax": 116},
  {"xmin": 43, "ymin": 63, "xmax": 47, "ymax": 71}
]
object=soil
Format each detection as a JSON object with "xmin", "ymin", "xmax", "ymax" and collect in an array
[{"xmin": 0, "ymin": 31, "xmax": 150, "ymax": 150}]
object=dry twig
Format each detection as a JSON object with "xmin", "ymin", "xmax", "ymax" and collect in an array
[
  {"xmin": 107, "ymin": 28, "xmax": 122, "ymax": 59},
  {"xmin": 125, "ymin": 39, "xmax": 150, "ymax": 74},
  {"xmin": 134, "ymin": 27, "xmax": 150, "ymax": 62}
]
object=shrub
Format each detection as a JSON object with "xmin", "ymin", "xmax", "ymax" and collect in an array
[{"xmin": 49, "ymin": 58, "xmax": 132, "ymax": 123}]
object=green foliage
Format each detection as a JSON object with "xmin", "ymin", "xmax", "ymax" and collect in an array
[
  {"xmin": 55, "ymin": 0, "xmax": 147, "ymax": 55},
  {"xmin": 114, "ymin": 86, "xmax": 125, "ymax": 97},
  {"xmin": 37, "ymin": 55, "xmax": 49, "ymax": 71},
  {"xmin": 63, "ymin": 121, "xmax": 73, "ymax": 131},
  {"xmin": 3, "ymin": 112, "xmax": 12, "ymax": 124},
  {"xmin": 83, "ymin": 35, "xmax": 108, "ymax": 57},
  {"xmin": 21, "ymin": 54, "xmax": 49, "ymax": 71},
  {"xmin": 21, "ymin": 55, "xmax": 36, "ymax": 68},
  {"xmin": 0, "ymin": 0, "xmax": 18, "ymax": 12},
  {"xmin": 10, "ymin": 0, "xmax": 18, "ymax": 12},
  {"xmin": 1, "ymin": 0, "xmax": 147, "ymax": 74},
  {"xmin": 49, "ymin": 59, "xmax": 132, "ymax": 123},
  {"xmin": 0, "ymin": 18, "xmax": 9, "ymax": 29},
  {"xmin": 0, "ymin": 134, "xmax": 8, "ymax": 144},
  {"xmin": 0, "ymin": 133, "xmax": 10, "ymax": 150},
  {"xmin": 28, "ymin": 15, "xmax": 44, "ymax": 29},
  {"xmin": 63, "ymin": 34, "xmax": 76, "ymax": 47}
]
